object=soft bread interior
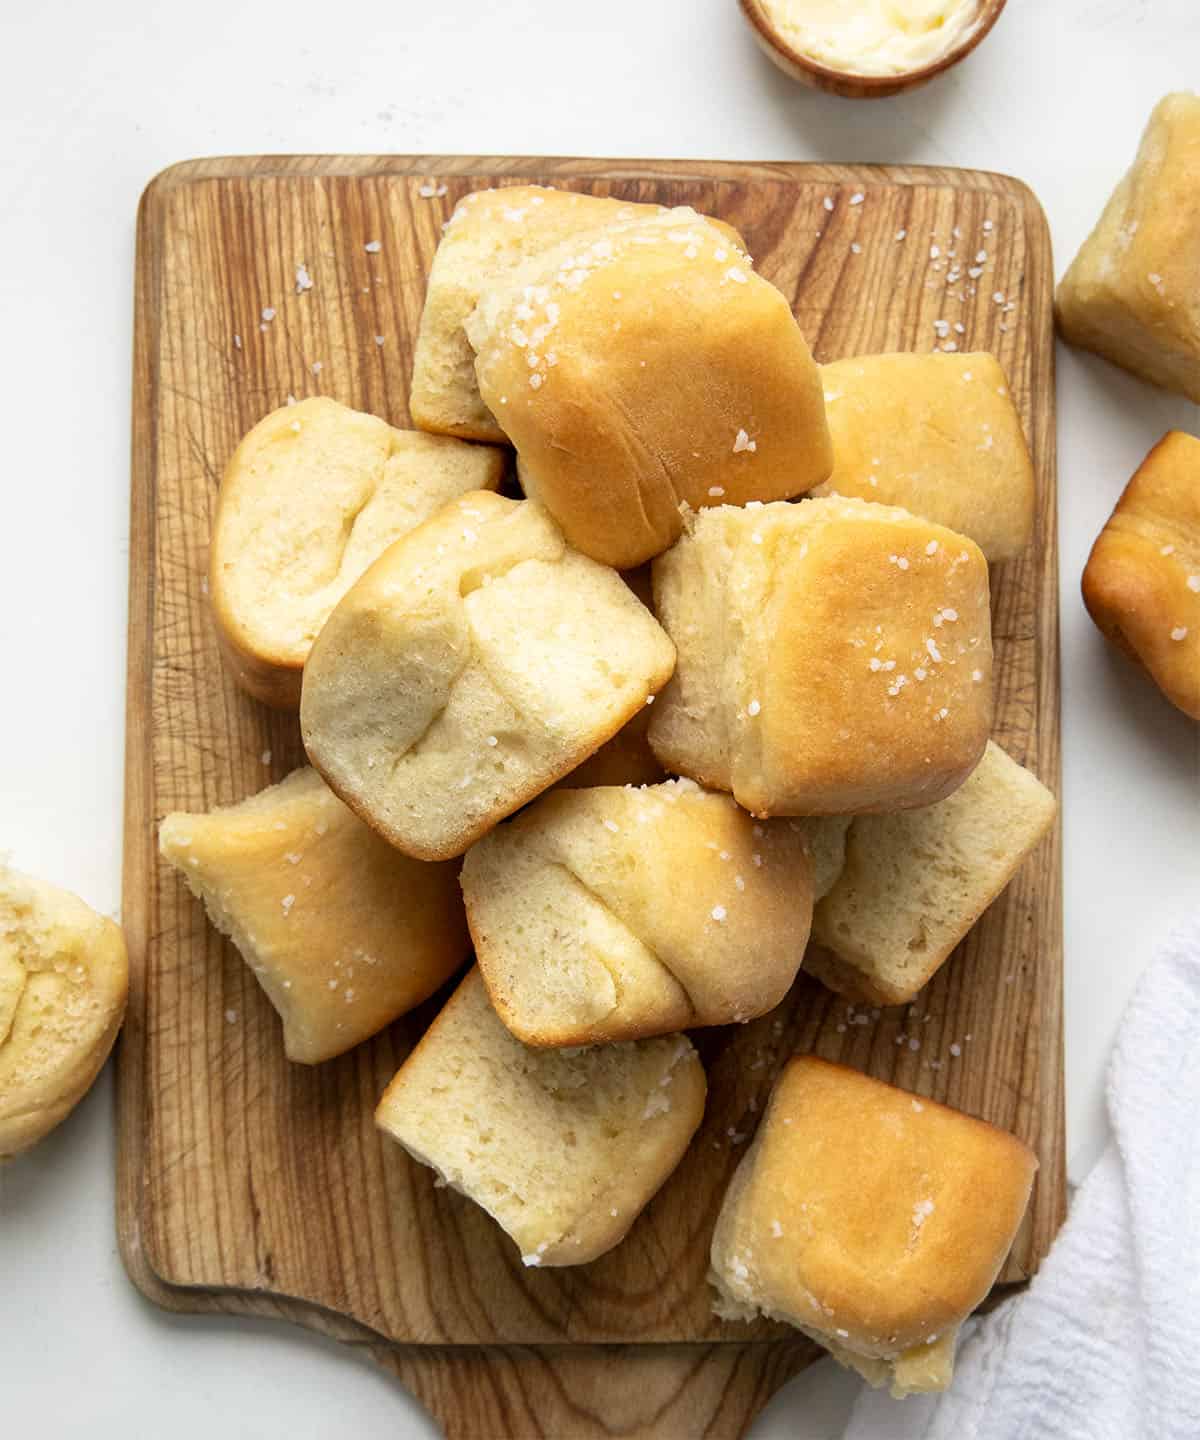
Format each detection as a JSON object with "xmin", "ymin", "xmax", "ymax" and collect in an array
[{"xmin": 375, "ymin": 968, "xmax": 706, "ymax": 1265}]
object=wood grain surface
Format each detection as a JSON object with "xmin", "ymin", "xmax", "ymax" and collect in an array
[{"xmin": 119, "ymin": 155, "xmax": 1063, "ymax": 1437}]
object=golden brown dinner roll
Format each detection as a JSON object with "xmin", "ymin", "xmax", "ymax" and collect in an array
[
  {"xmin": 710, "ymin": 1057, "xmax": 1037, "ymax": 1397},
  {"xmin": 1056, "ymin": 93, "xmax": 1200, "ymax": 403},
  {"xmin": 806, "ymin": 741, "xmax": 1057, "ymax": 1006},
  {"xmin": 375, "ymin": 967, "xmax": 706, "ymax": 1266},
  {"xmin": 410, "ymin": 185, "xmax": 680, "ymax": 443},
  {"xmin": 649, "ymin": 498, "xmax": 993, "ymax": 816},
  {"xmin": 462, "ymin": 779, "xmax": 813, "ymax": 1046},
  {"xmin": 300, "ymin": 491, "xmax": 676, "ymax": 862},
  {"xmin": 210, "ymin": 397, "xmax": 504, "ymax": 708},
  {"xmin": 813, "ymin": 352, "xmax": 1035, "ymax": 562},
  {"xmin": 0, "ymin": 863, "xmax": 128, "ymax": 1157},
  {"xmin": 465, "ymin": 212, "xmax": 833, "ymax": 568},
  {"xmin": 158, "ymin": 768, "xmax": 469, "ymax": 1063},
  {"xmin": 1081, "ymin": 430, "xmax": 1200, "ymax": 720}
]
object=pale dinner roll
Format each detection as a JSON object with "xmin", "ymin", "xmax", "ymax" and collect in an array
[
  {"xmin": 375, "ymin": 967, "xmax": 706, "ymax": 1266},
  {"xmin": 710, "ymin": 1057, "xmax": 1037, "ymax": 1397},
  {"xmin": 1056, "ymin": 92, "xmax": 1200, "ymax": 403},
  {"xmin": 1082, "ymin": 430, "xmax": 1200, "ymax": 721},
  {"xmin": 806, "ymin": 741, "xmax": 1057, "ymax": 1007},
  {"xmin": 649, "ymin": 498, "xmax": 993, "ymax": 816},
  {"xmin": 410, "ymin": 185, "xmax": 681, "ymax": 442},
  {"xmin": 462, "ymin": 779, "xmax": 813, "ymax": 1047},
  {"xmin": 210, "ymin": 397, "xmax": 504, "ymax": 708},
  {"xmin": 465, "ymin": 212, "xmax": 833, "ymax": 568},
  {"xmin": 813, "ymin": 352, "xmax": 1034, "ymax": 562},
  {"xmin": 300, "ymin": 491, "xmax": 676, "ymax": 862},
  {"xmin": 0, "ymin": 863, "xmax": 128, "ymax": 1157},
  {"xmin": 158, "ymin": 768, "xmax": 468, "ymax": 1063}
]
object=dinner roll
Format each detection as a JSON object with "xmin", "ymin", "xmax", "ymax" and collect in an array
[
  {"xmin": 813, "ymin": 352, "xmax": 1035, "ymax": 562},
  {"xmin": 158, "ymin": 768, "xmax": 468, "ymax": 1064},
  {"xmin": 210, "ymin": 397, "xmax": 504, "ymax": 708},
  {"xmin": 710, "ymin": 1057, "xmax": 1037, "ymax": 1397},
  {"xmin": 649, "ymin": 498, "xmax": 993, "ymax": 816},
  {"xmin": 375, "ymin": 967, "xmax": 705, "ymax": 1267},
  {"xmin": 1056, "ymin": 93, "xmax": 1200, "ymax": 403},
  {"xmin": 1082, "ymin": 430, "xmax": 1200, "ymax": 720},
  {"xmin": 410, "ymin": 185, "xmax": 679, "ymax": 442},
  {"xmin": 465, "ymin": 212, "xmax": 833, "ymax": 568},
  {"xmin": 0, "ymin": 863, "xmax": 128, "ymax": 1157},
  {"xmin": 300, "ymin": 491, "xmax": 676, "ymax": 861},
  {"xmin": 462, "ymin": 779, "xmax": 813, "ymax": 1047},
  {"xmin": 806, "ymin": 741, "xmax": 1057, "ymax": 1006}
]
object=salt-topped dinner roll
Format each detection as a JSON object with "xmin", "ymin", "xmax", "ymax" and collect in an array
[
  {"xmin": 1056, "ymin": 93, "xmax": 1200, "ymax": 403},
  {"xmin": 465, "ymin": 212, "xmax": 832, "ymax": 568},
  {"xmin": 462, "ymin": 779, "xmax": 813, "ymax": 1047},
  {"xmin": 301, "ymin": 491, "xmax": 676, "ymax": 862},
  {"xmin": 375, "ymin": 967, "xmax": 705, "ymax": 1267},
  {"xmin": 0, "ymin": 863, "xmax": 128, "ymax": 1157},
  {"xmin": 1082, "ymin": 430, "xmax": 1200, "ymax": 720},
  {"xmin": 210, "ymin": 397, "xmax": 504, "ymax": 708},
  {"xmin": 158, "ymin": 768, "xmax": 468, "ymax": 1064},
  {"xmin": 649, "ymin": 498, "xmax": 993, "ymax": 816},
  {"xmin": 813, "ymin": 352, "xmax": 1035, "ymax": 562},
  {"xmin": 710, "ymin": 1057, "xmax": 1037, "ymax": 1398},
  {"xmin": 410, "ymin": 185, "xmax": 679, "ymax": 442},
  {"xmin": 807, "ymin": 742, "xmax": 1057, "ymax": 1006}
]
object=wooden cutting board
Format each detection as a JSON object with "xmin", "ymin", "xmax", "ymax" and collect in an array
[{"xmin": 119, "ymin": 155, "xmax": 1063, "ymax": 1439}]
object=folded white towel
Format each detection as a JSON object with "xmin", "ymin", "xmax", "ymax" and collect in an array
[{"xmin": 844, "ymin": 918, "xmax": 1200, "ymax": 1440}]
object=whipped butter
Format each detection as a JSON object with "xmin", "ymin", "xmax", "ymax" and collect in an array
[{"xmin": 761, "ymin": 0, "xmax": 981, "ymax": 77}]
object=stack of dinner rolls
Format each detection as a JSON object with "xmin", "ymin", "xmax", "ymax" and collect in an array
[{"xmin": 158, "ymin": 182, "xmax": 1058, "ymax": 1399}]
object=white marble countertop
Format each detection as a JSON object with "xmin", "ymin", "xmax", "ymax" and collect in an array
[{"xmin": 1, "ymin": 1, "xmax": 1197, "ymax": 1435}]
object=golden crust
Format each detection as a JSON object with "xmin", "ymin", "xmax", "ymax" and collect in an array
[
  {"xmin": 467, "ymin": 215, "xmax": 832, "ymax": 568},
  {"xmin": 158, "ymin": 768, "xmax": 469, "ymax": 1064},
  {"xmin": 1082, "ymin": 430, "xmax": 1200, "ymax": 720},
  {"xmin": 649, "ymin": 498, "xmax": 993, "ymax": 815},
  {"xmin": 813, "ymin": 352, "xmax": 1034, "ymax": 562},
  {"xmin": 710, "ymin": 1057, "xmax": 1036, "ymax": 1393},
  {"xmin": 463, "ymin": 780, "xmax": 813, "ymax": 1046},
  {"xmin": 1056, "ymin": 93, "xmax": 1200, "ymax": 403},
  {"xmin": 0, "ymin": 867, "xmax": 129, "ymax": 1157},
  {"xmin": 410, "ymin": 186, "xmax": 694, "ymax": 442}
]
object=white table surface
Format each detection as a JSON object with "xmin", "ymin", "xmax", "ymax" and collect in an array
[{"xmin": 1, "ymin": 1, "xmax": 1197, "ymax": 1435}]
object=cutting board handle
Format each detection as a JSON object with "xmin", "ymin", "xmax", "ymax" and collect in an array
[{"xmin": 378, "ymin": 1340, "xmax": 818, "ymax": 1440}]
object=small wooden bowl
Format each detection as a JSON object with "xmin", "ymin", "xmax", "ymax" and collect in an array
[{"xmin": 738, "ymin": 0, "xmax": 1008, "ymax": 99}]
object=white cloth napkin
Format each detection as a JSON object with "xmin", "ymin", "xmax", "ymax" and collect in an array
[{"xmin": 844, "ymin": 918, "xmax": 1200, "ymax": 1440}]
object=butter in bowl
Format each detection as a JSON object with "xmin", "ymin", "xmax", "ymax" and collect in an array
[{"xmin": 739, "ymin": 0, "xmax": 1007, "ymax": 99}]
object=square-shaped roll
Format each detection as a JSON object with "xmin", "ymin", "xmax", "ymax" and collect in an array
[
  {"xmin": 649, "ymin": 498, "xmax": 993, "ymax": 816},
  {"xmin": 410, "ymin": 185, "xmax": 675, "ymax": 443},
  {"xmin": 375, "ymin": 968, "xmax": 706, "ymax": 1267},
  {"xmin": 710, "ymin": 1057, "xmax": 1037, "ymax": 1397},
  {"xmin": 300, "ymin": 491, "xmax": 676, "ymax": 861},
  {"xmin": 210, "ymin": 397, "xmax": 504, "ymax": 708},
  {"xmin": 1056, "ymin": 93, "xmax": 1200, "ymax": 403},
  {"xmin": 462, "ymin": 779, "xmax": 813, "ymax": 1046},
  {"xmin": 813, "ymin": 352, "xmax": 1034, "ymax": 562},
  {"xmin": 1082, "ymin": 430, "xmax": 1200, "ymax": 721},
  {"xmin": 158, "ymin": 768, "xmax": 469, "ymax": 1063},
  {"xmin": 806, "ymin": 741, "xmax": 1057, "ymax": 1006},
  {"xmin": 464, "ymin": 211, "xmax": 832, "ymax": 568}
]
